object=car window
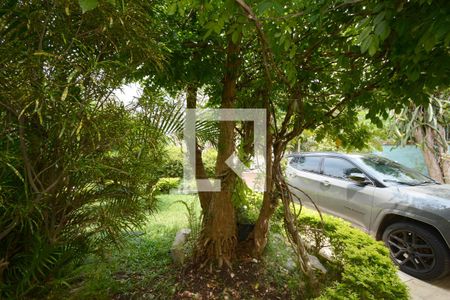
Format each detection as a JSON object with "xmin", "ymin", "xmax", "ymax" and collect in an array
[
  {"xmin": 322, "ymin": 157, "xmax": 362, "ymax": 180},
  {"xmin": 289, "ymin": 157, "xmax": 298, "ymax": 165},
  {"xmin": 290, "ymin": 156, "xmax": 321, "ymax": 173},
  {"xmin": 356, "ymin": 155, "xmax": 431, "ymax": 186}
]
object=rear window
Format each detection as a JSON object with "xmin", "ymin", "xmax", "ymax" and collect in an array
[{"xmin": 290, "ymin": 156, "xmax": 321, "ymax": 173}]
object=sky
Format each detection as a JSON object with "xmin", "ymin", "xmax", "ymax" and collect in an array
[{"xmin": 114, "ymin": 83, "xmax": 142, "ymax": 106}]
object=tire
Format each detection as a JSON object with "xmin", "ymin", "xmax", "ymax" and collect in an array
[{"xmin": 382, "ymin": 221, "xmax": 450, "ymax": 280}]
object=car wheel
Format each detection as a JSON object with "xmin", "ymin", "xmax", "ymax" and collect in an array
[{"xmin": 382, "ymin": 222, "xmax": 450, "ymax": 280}]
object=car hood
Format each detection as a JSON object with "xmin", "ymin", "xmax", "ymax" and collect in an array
[
  {"xmin": 394, "ymin": 184, "xmax": 450, "ymax": 221},
  {"xmin": 402, "ymin": 184, "xmax": 450, "ymax": 201},
  {"xmin": 402, "ymin": 183, "xmax": 450, "ymax": 201}
]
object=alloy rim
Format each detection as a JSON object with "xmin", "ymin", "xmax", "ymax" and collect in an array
[{"xmin": 387, "ymin": 229, "xmax": 435, "ymax": 273}]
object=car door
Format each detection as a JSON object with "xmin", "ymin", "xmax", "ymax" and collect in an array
[
  {"xmin": 316, "ymin": 157, "xmax": 375, "ymax": 232},
  {"xmin": 286, "ymin": 155, "xmax": 323, "ymax": 209}
]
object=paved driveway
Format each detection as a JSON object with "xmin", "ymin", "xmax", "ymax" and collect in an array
[{"xmin": 399, "ymin": 272, "xmax": 450, "ymax": 300}]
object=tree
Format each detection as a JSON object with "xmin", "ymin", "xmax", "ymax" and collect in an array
[
  {"xmin": 161, "ymin": 0, "xmax": 450, "ymax": 278},
  {"xmin": 392, "ymin": 91, "xmax": 450, "ymax": 183}
]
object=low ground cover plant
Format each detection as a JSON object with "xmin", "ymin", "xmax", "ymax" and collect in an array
[{"xmin": 295, "ymin": 209, "xmax": 408, "ymax": 299}]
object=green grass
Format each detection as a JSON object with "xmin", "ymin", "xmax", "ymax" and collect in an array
[
  {"xmin": 47, "ymin": 194, "xmax": 199, "ymax": 300},
  {"xmin": 146, "ymin": 194, "xmax": 200, "ymax": 231}
]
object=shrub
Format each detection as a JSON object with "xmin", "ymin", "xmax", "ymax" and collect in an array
[
  {"xmin": 202, "ymin": 147, "xmax": 217, "ymax": 177},
  {"xmin": 153, "ymin": 177, "xmax": 181, "ymax": 195},
  {"xmin": 296, "ymin": 211, "xmax": 408, "ymax": 300},
  {"xmin": 232, "ymin": 179, "xmax": 264, "ymax": 224},
  {"xmin": 0, "ymin": 1, "xmax": 164, "ymax": 294},
  {"xmin": 0, "ymin": 102, "xmax": 165, "ymax": 298},
  {"xmin": 160, "ymin": 146, "xmax": 184, "ymax": 178},
  {"xmin": 159, "ymin": 146, "xmax": 217, "ymax": 179}
]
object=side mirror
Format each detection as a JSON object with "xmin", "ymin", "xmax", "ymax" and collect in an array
[{"xmin": 348, "ymin": 173, "xmax": 371, "ymax": 185}]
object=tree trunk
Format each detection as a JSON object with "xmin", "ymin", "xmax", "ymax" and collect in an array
[
  {"xmin": 414, "ymin": 125, "xmax": 447, "ymax": 183},
  {"xmin": 241, "ymin": 86, "xmax": 279, "ymax": 257},
  {"xmin": 195, "ymin": 36, "xmax": 241, "ymax": 268},
  {"xmin": 245, "ymin": 127, "xmax": 276, "ymax": 256},
  {"xmin": 245, "ymin": 88, "xmax": 306, "ymax": 257},
  {"xmin": 436, "ymin": 124, "xmax": 450, "ymax": 183},
  {"xmin": 186, "ymin": 85, "xmax": 212, "ymax": 211}
]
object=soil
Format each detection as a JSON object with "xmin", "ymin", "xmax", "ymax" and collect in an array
[{"xmin": 173, "ymin": 258, "xmax": 295, "ymax": 300}]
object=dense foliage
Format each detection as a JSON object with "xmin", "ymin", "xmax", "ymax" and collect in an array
[
  {"xmin": 152, "ymin": 177, "xmax": 181, "ymax": 195},
  {"xmin": 0, "ymin": 1, "xmax": 166, "ymax": 296},
  {"xmin": 296, "ymin": 212, "xmax": 408, "ymax": 299},
  {"xmin": 239, "ymin": 194, "xmax": 408, "ymax": 298}
]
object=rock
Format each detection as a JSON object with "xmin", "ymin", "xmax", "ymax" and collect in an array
[
  {"xmin": 308, "ymin": 254, "xmax": 327, "ymax": 274},
  {"xmin": 285, "ymin": 257, "xmax": 296, "ymax": 271},
  {"xmin": 319, "ymin": 246, "xmax": 334, "ymax": 262},
  {"xmin": 170, "ymin": 228, "xmax": 191, "ymax": 264}
]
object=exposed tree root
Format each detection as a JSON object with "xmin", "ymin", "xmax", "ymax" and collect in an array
[{"xmin": 196, "ymin": 235, "xmax": 237, "ymax": 271}]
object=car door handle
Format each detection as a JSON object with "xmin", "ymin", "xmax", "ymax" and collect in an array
[{"xmin": 322, "ymin": 180, "xmax": 330, "ymax": 187}]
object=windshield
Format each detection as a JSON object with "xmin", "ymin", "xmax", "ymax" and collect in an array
[{"xmin": 355, "ymin": 155, "xmax": 433, "ymax": 186}]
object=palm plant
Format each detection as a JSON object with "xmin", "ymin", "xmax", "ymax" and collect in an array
[
  {"xmin": 391, "ymin": 91, "xmax": 450, "ymax": 183},
  {"xmin": 0, "ymin": 1, "xmax": 166, "ymax": 297}
]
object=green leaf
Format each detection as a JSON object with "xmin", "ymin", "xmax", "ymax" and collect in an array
[
  {"xmin": 231, "ymin": 29, "xmax": 240, "ymax": 44},
  {"xmin": 272, "ymin": 2, "xmax": 284, "ymax": 14},
  {"xmin": 5, "ymin": 162, "xmax": 24, "ymax": 182},
  {"xmin": 285, "ymin": 62, "xmax": 297, "ymax": 84},
  {"xmin": 423, "ymin": 34, "xmax": 436, "ymax": 52},
  {"xmin": 79, "ymin": 0, "xmax": 98, "ymax": 13},
  {"xmin": 61, "ymin": 86, "xmax": 69, "ymax": 101},
  {"xmin": 178, "ymin": 3, "xmax": 185, "ymax": 17},
  {"xmin": 76, "ymin": 120, "xmax": 83, "ymax": 140},
  {"xmin": 444, "ymin": 32, "xmax": 450, "ymax": 46},
  {"xmin": 373, "ymin": 3, "xmax": 384, "ymax": 13},
  {"xmin": 368, "ymin": 35, "xmax": 379, "ymax": 56},
  {"xmin": 358, "ymin": 27, "xmax": 372, "ymax": 44},
  {"xmin": 257, "ymin": 1, "xmax": 273, "ymax": 14},
  {"xmin": 284, "ymin": 39, "xmax": 290, "ymax": 52},
  {"xmin": 406, "ymin": 66, "xmax": 420, "ymax": 81},
  {"xmin": 33, "ymin": 51, "xmax": 58, "ymax": 58},
  {"xmin": 167, "ymin": 3, "xmax": 177, "ymax": 15},
  {"xmin": 375, "ymin": 21, "xmax": 390, "ymax": 41},
  {"xmin": 202, "ymin": 28, "xmax": 213, "ymax": 40},
  {"xmin": 373, "ymin": 12, "xmax": 385, "ymax": 26},
  {"xmin": 360, "ymin": 36, "xmax": 371, "ymax": 54},
  {"xmin": 289, "ymin": 46, "xmax": 296, "ymax": 59}
]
